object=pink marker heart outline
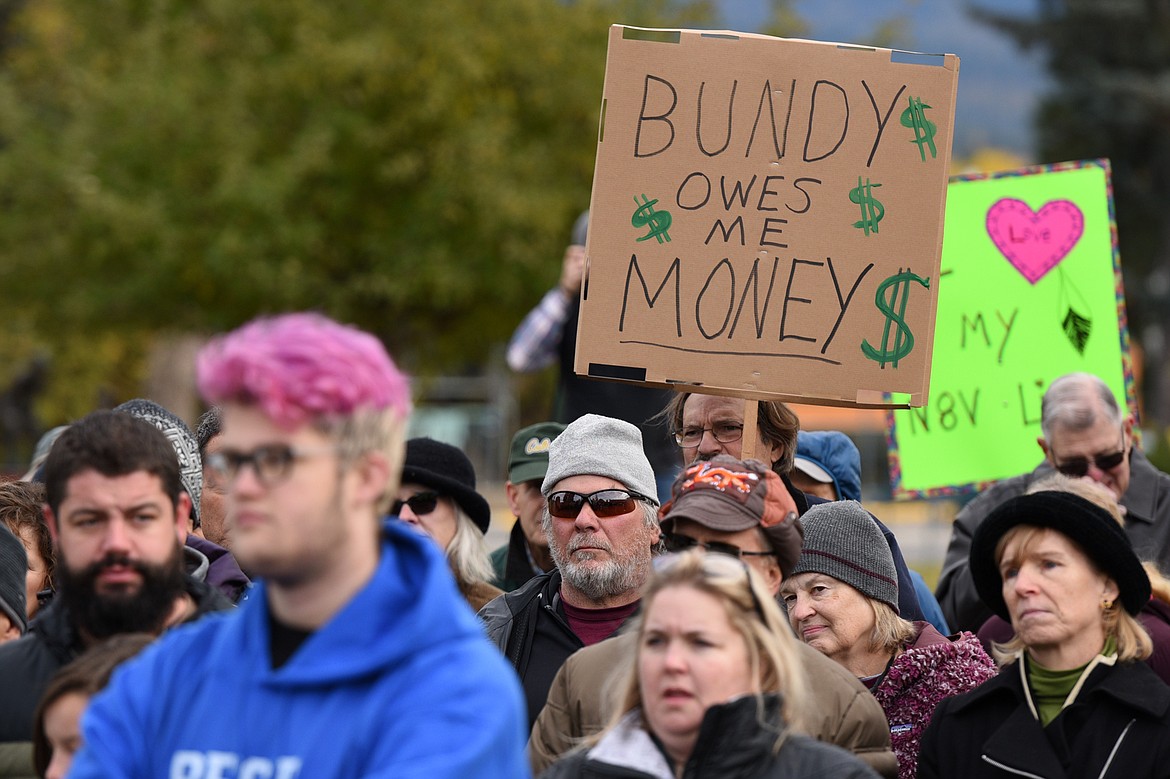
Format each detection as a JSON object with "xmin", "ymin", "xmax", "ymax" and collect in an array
[{"xmin": 985, "ymin": 198, "xmax": 1085, "ymax": 285}]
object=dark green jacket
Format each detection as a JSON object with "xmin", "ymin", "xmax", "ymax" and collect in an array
[{"xmin": 490, "ymin": 521, "xmax": 546, "ymax": 593}]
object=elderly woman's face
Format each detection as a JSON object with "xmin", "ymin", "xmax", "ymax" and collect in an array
[
  {"xmin": 1000, "ymin": 527, "xmax": 1119, "ymax": 667},
  {"xmin": 780, "ymin": 573, "xmax": 876, "ymax": 671},
  {"xmin": 639, "ymin": 585, "xmax": 755, "ymax": 759},
  {"xmin": 394, "ymin": 483, "xmax": 458, "ymax": 551}
]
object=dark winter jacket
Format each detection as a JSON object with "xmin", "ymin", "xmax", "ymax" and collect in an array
[
  {"xmin": 185, "ymin": 534, "xmax": 250, "ymax": 603},
  {"xmin": 479, "ymin": 570, "xmax": 631, "ymax": 730},
  {"xmin": 872, "ymin": 623, "xmax": 997, "ymax": 779},
  {"xmin": 936, "ymin": 449, "xmax": 1170, "ymax": 633},
  {"xmin": 0, "ymin": 575, "xmax": 230, "ymax": 742},
  {"xmin": 538, "ymin": 694, "xmax": 879, "ymax": 779},
  {"xmin": 918, "ymin": 654, "xmax": 1170, "ymax": 778}
]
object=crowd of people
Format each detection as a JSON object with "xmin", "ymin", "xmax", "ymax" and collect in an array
[{"xmin": 0, "ymin": 298, "xmax": 1167, "ymax": 778}]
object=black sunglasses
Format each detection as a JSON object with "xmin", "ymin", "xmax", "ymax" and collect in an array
[
  {"xmin": 547, "ymin": 489, "xmax": 655, "ymax": 519},
  {"xmin": 391, "ymin": 491, "xmax": 440, "ymax": 517},
  {"xmin": 664, "ymin": 532, "xmax": 774, "ymax": 560},
  {"xmin": 1053, "ymin": 429, "xmax": 1127, "ymax": 479},
  {"xmin": 1054, "ymin": 449, "xmax": 1126, "ymax": 478}
]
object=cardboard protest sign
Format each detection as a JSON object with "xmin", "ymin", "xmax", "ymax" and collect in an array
[
  {"xmin": 887, "ymin": 159, "xmax": 1136, "ymax": 498},
  {"xmin": 575, "ymin": 26, "xmax": 960, "ymax": 408}
]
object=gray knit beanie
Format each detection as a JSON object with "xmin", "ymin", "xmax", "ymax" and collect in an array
[
  {"xmin": 115, "ymin": 399, "xmax": 203, "ymax": 528},
  {"xmin": 791, "ymin": 500, "xmax": 898, "ymax": 613},
  {"xmin": 541, "ymin": 414, "xmax": 659, "ymax": 503}
]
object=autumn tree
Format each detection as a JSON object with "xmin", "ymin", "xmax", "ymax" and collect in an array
[{"xmin": 0, "ymin": 0, "xmax": 713, "ymax": 373}]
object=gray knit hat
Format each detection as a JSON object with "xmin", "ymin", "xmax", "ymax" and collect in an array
[
  {"xmin": 115, "ymin": 399, "xmax": 203, "ymax": 528},
  {"xmin": 541, "ymin": 414, "xmax": 659, "ymax": 504},
  {"xmin": 791, "ymin": 500, "xmax": 898, "ymax": 614}
]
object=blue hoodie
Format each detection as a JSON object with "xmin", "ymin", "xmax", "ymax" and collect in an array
[{"xmin": 69, "ymin": 520, "xmax": 531, "ymax": 779}]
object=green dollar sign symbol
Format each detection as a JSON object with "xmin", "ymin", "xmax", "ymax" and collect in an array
[
  {"xmin": 861, "ymin": 269, "xmax": 931, "ymax": 368},
  {"xmin": 900, "ymin": 96, "xmax": 937, "ymax": 162},
  {"xmin": 631, "ymin": 194, "xmax": 672, "ymax": 244},
  {"xmin": 849, "ymin": 177, "xmax": 884, "ymax": 236}
]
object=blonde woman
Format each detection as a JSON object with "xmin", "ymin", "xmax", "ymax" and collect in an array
[
  {"xmin": 540, "ymin": 549, "xmax": 877, "ymax": 779},
  {"xmin": 920, "ymin": 490, "xmax": 1170, "ymax": 777},
  {"xmin": 975, "ymin": 472, "xmax": 1170, "ymax": 683}
]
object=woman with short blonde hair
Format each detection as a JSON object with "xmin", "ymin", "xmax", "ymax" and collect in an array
[
  {"xmin": 920, "ymin": 490, "xmax": 1170, "ymax": 778},
  {"xmin": 541, "ymin": 549, "xmax": 877, "ymax": 778}
]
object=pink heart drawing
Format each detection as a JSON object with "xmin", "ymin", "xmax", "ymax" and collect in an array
[{"xmin": 985, "ymin": 198, "xmax": 1084, "ymax": 284}]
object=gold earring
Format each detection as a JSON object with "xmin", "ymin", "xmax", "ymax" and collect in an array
[{"xmin": 1101, "ymin": 598, "xmax": 1114, "ymax": 611}]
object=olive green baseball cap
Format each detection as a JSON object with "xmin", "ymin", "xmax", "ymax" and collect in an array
[{"xmin": 508, "ymin": 422, "xmax": 566, "ymax": 484}]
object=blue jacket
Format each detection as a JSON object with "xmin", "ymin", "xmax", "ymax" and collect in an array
[{"xmin": 69, "ymin": 520, "xmax": 531, "ymax": 779}]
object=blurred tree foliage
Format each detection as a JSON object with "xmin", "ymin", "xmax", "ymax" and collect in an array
[
  {"xmin": 0, "ymin": 0, "xmax": 826, "ymax": 445},
  {"xmin": 0, "ymin": 0, "xmax": 714, "ymax": 380}
]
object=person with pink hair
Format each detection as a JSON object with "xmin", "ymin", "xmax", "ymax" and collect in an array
[{"xmin": 68, "ymin": 312, "xmax": 531, "ymax": 779}]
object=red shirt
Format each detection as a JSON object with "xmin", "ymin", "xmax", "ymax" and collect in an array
[{"xmin": 561, "ymin": 599, "xmax": 640, "ymax": 646}]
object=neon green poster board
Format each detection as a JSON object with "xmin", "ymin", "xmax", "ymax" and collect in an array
[{"xmin": 887, "ymin": 159, "xmax": 1136, "ymax": 498}]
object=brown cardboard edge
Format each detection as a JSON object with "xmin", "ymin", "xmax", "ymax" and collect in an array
[{"xmin": 575, "ymin": 370, "xmax": 923, "ymax": 410}]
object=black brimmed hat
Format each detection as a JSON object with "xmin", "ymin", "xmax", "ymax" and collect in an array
[
  {"xmin": 401, "ymin": 438, "xmax": 492, "ymax": 534},
  {"xmin": 970, "ymin": 490, "xmax": 1150, "ymax": 619}
]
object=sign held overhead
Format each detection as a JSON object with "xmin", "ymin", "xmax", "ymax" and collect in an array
[{"xmin": 576, "ymin": 26, "xmax": 960, "ymax": 408}]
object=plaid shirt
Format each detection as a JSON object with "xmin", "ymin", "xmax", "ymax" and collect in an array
[{"xmin": 506, "ymin": 288, "xmax": 572, "ymax": 372}]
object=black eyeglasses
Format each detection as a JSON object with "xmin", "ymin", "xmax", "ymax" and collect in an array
[
  {"xmin": 1053, "ymin": 431, "xmax": 1127, "ymax": 478},
  {"xmin": 205, "ymin": 445, "xmax": 337, "ymax": 487},
  {"xmin": 391, "ymin": 491, "xmax": 440, "ymax": 517},
  {"xmin": 664, "ymin": 532, "xmax": 774, "ymax": 560},
  {"xmin": 547, "ymin": 489, "xmax": 656, "ymax": 519},
  {"xmin": 674, "ymin": 422, "xmax": 744, "ymax": 449}
]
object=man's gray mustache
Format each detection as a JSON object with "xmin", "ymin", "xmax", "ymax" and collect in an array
[{"xmin": 568, "ymin": 534, "xmax": 613, "ymax": 554}]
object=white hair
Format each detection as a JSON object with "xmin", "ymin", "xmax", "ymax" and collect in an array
[
  {"xmin": 445, "ymin": 505, "xmax": 495, "ymax": 586},
  {"xmin": 1041, "ymin": 373, "xmax": 1122, "ymax": 440}
]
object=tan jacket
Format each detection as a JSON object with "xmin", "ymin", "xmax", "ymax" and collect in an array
[
  {"xmin": 459, "ymin": 578, "xmax": 504, "ymax": 614},
  {"xmin": 0, "ymin": 742, "xmax": 33, "ymax": 779},
  {"xmin": 529, "ymin": 631, "xmax": 897, "ymax": 778}
]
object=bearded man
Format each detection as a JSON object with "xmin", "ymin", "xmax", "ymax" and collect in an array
[
  {"xmin": 480, "ymin": 414, "xmax": 662, "ymax": 730},
  {"xmin": 0, "ymin": 411, "xmax": 231, "ymax": 742}
]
